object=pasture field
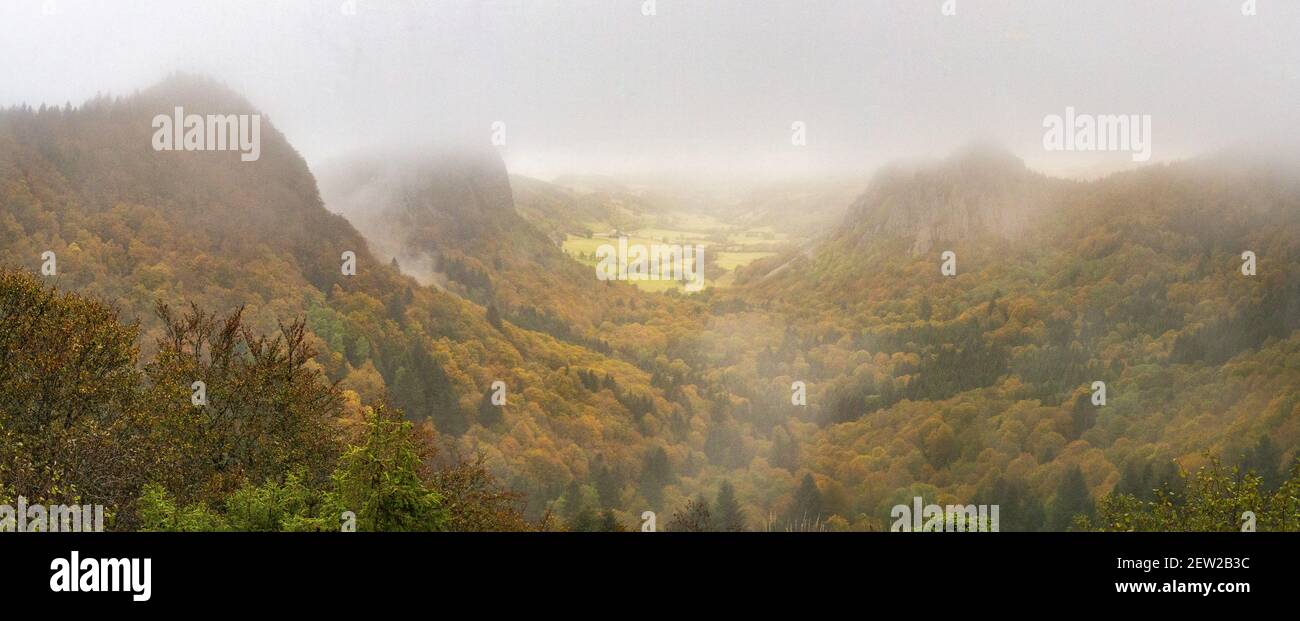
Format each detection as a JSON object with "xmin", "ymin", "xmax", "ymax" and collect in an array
[{"xmin": 561, "ymin": 213, "xmax": 788, "ymax": 292}]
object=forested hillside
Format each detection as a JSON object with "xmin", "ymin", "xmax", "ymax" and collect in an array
[
  {"xmin": 315, "ymin": 153, "xmax": 704, "ymax": 360},
  {"xmin": 3, "ymin": 78, "xmax": 1298, "ymax": 531},
  {"xmin": 716, "ymin": 148, "xmax": 1300, "ymax": 529},
  {"xmin": 0, "ymin": 77, "xmax": 718, "ymax": 528}
]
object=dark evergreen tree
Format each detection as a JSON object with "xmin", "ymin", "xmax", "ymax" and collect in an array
[
  {"xmin": 1048, "ymin": 466, "xmax": 1095, "ymax": 530},
  {"xmin": 598, "ymin": 509, "xmax": 626, "ymax": 532},
  {"xmin": 593, "ymin": 459, "xmax": 622, "ymax": 509},
  {"xmin": 977, "ymin": 475, "xmax": 1045, "ymax": 532},
  {"xmin": 771, "ymin": 426, "xmax": 799, "ymax": 471},
  {"xmin": 477, "ymin": 388, "xmax": 503, "ymax": 428},
  {"xmin": 639, "ymin": 446, "xmax": 673, "ymax": 507},
  {"xmin": 783, "ymin": 474, "xmax": 825, "ymax": 530},
  {"xmin": 714, "ymin": 480, "xmax": 746, "ymax": 531},
  {"xmin": 394, "ymin": 346, "xmax": 465, "ymax": 436},
  {"xmin": 1070, "ymin": 392, "xmax": 1098, "ymax": 439}
]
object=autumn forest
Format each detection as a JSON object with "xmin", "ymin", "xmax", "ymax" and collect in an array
[{"xmin": 2, "ymin": 75, "xmax": 1299, "ymax": 533}]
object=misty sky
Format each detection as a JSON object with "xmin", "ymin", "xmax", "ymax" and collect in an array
[{"xmin": 1, "ymin": 0, "xmax": 1297, "ymax": 180}]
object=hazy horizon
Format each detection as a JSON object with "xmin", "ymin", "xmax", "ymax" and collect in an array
[
  {"xmin": 6, "ymin": 0, "xmax": 1300, "ymax": 563},
  {"xmin": 3, "ymin": 0, "xmax": 1298, "ymax": 181}
]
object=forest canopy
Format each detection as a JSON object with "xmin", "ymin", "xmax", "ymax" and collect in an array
[{"xmin": 3, "ymin": 80, "xmax": 1299, "ymax": 532}]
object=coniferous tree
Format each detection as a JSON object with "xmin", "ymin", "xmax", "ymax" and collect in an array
[
  {"xmin": 783, "ymin": 474, "xmax": 825, "ymax": 530},
  {"xmin": 333, "ymin": 404, "xmax": 444, "ymax": 532},
  {"xmin": 486, "ymin": 303, "xmax": 503, "ymax": 331},
  {"xmin": 593, "ymin": 459, "xmax": 622, "ymax": 509},
  {"xmin": 395, "ymin": 346, "xmax": 465, "ymax": 436},
  {"xmin": 771, "ymin": 426, "xmax": 799, "ymax": 471},
  {"xmin": 1048, "ymin": 466, "xmax": 1095, "ymax": 531},
  {"xmin": 640, "ymin": 447, "xmax": 673, "ymax": 508},
  {"xmin": 977, "ymin": 475, "xmax": 1045, "ymax": 532},
  {"xmin": 598, "ymin": 509, "xmax": 626, "ymax": 532},
  {"xmin": 477, "ymin": 388, "xmax": 503, "ymax": 428},
  {"xmin": 714, "ymin": 480, "xmax": 746, "ymax": 531},
  {"xmin": 1070, "ymin": 392, "xmax": 1098, "ymax": 439}
]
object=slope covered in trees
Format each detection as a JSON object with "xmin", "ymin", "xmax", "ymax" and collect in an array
[
  {"xmin": 0, "ymin": 76, "xmax": 714, "ymax": 526},
  {"xmin": 3, "ymin": 77, "xmax": 1298, "ymax": 531},
  {"xmin": 704, "ymin": 148, "xmax": 1300, "ymax": 529}
]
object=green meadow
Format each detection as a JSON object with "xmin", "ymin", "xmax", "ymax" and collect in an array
[{"xmin": 561, "ymin": 213, "xmax": 785, "ymax": 292}]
